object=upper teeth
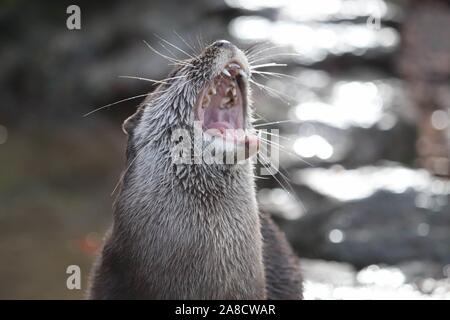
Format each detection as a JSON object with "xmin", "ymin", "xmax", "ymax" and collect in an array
[
  {"xmin": 202, "ymin": 80, "xmax": 239, "ymax": 109},
  {"xmin": 222, "ymin": 64, "xmax": 248, "ymax": 79},
  {"xmin": 201, "ymin": 65, "xmax": 245, "ymax": 109},
  {"xmin": 222, "ymin": 69, "xmax": 232, "ymax": 77}
]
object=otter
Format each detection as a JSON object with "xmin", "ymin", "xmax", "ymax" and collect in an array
[{"xmin": 88, "ymin": 40, "xmax": 303, "ymax": 299}]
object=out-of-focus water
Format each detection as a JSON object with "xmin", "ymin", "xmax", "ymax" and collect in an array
[
  {"xmin": 302, "ymin": 259, "xmax": 450, "ymax": 300},
  {"xmin": 226, "ymin": 0, "xmax": 450, "ymax": 299}
]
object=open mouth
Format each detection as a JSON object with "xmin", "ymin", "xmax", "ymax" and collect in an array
[
  {"xmin": 196, "ymin": 62, "xmax": 248, "ymax": 138},
  {"xmin": 195, "ymin": 60, "xmax": 259, "ymax": 160}
]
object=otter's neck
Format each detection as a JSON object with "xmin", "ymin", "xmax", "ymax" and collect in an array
[{"xmin": 112, "ymin": 144, "xmax": 266, "ymax": 299}]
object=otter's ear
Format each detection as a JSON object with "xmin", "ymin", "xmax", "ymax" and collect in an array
[
  {"xmin": 122, "ymin": 106, "xmax": 144, "ymax": 135},
  {"xmin": 122, "ymin": 85, "xmax": 165, "ymax": 135}
]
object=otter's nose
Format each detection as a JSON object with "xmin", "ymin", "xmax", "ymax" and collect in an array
[{"xmin": 213, "ymin": 40, "xmax": 234, "ymax": 50}]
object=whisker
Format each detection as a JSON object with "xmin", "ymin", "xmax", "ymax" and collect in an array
[
  {"xmin": 247, "ymin": 44, "xmax": 286, "ymax": 60},
  {"xmin": 245, "ymin": 41, "xmax": 273, "ymax": 57},
  {"xmin": 249, "ymin": 78, "xmax": 285, "ymax": 102},
  {"xmin": 118, "ymin": 75, "xmax": 169, "ymax": 85},
  {"xmin": 256, "ymin": 135, "xmax": 286, "ymax": 150},
  {"xmin": 250, "ymin": 71, "xmax": 270, "ymax": 81},
  {"xmin": 245, "ymin": 43, "xmax": 263, "ymax": 56},
  {"xmin": 258, "ymin": 145, "xmax": 306, "ymax": 209},
  {"xmin": 259, "ymin": 136, "xmax": 313, "ymax": 167},
  {"xmin": 253, "ymin": 111, "xmax": 270, "ymax": 123},
  {"xmin": 250, "ymin": 53, "xmax": 303, "ymax": 64},
  {"xmin": 253, "ymin": 128, "xmax": 292, "ymax": 142},
  {"xmin": 83, "ymin": 93, "xmax": 149, "ymax": 117},
  {"xmin": 253, "ymin": 175, "xmax": 271, "ymax": 180},
  {"xmin": 153, "ymin": 33, "xmax": 195, "ymax": 59},
  {"xmin": 259, "ymin": 135, "xmax": 314, "ymax": 168},
  {"xmin": 157, "ymin": 40, "xmax": 179, "ymax": 59},
  {"xmin": 191, "ymin": 34, "xmax": 203, "ymax": 54},
  {"xmin": 118, "ymin": 74, "xmax": 187, "ymax": 85},
  {"xmin": 252, "ymin": 72, "xmax": 271, "ymax": 81},
  {"xmin": 250, "ymin": 62, "xmax": 287, "ymax": 69},
  {"xmin": 251, "ymin": 70, "xmax": 282, "ymax": 79},
  {"xmin": 254, "ymin": 119, "xmax": 299, "ymax": 127},
  {"xmin": 257, "ymin": 150, "xmax": 294, "ymax": 197},
  {"xmin": 251, "ymin": 70, "xmax": 297, "ymax": 80},
  {"xmin": 257, "ymin": 131, "xmax": 308, "ymax": 213},
  {"xmin": 261, "ymin": 148, "xmax": 294, "ymax": 186},
  {"xmin": 161, "ymin": 74, "xmax": 188, "ymax": 81},
  {"xmin": 196, "ymin": 33, "xmax": 206, "ymax": 54},
  {"xmin": 249, "ymin": 78, "xmax": 292, "ymax": 104},
  {"xmin": 173, "ymin": 30, "xmax": 198, "ymax": 56},
  {"xmin": 143, "ymin": 40, "xmax": 192, "ymax": 67}
]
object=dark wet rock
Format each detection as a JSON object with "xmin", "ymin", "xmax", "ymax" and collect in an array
[{"xmin": 280, "ymin": 190, "xmax": 450, "ymax": 268}]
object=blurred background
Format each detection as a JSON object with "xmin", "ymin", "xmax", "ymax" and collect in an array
[{"xmin": 1, "ymin": 0, "xmax": 450, "ymax": 299}]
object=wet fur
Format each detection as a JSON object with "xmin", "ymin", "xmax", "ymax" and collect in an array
[{"xmin": 88, "ymin": 41, "xmax": 302, "ymax": 299}]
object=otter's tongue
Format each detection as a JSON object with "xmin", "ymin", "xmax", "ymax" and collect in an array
[{"xmin": 207, "ymin": 121, "xmax": 259, "ymax": 150}]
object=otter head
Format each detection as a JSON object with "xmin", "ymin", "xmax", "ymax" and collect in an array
[{"xmin": 123, "ymin": 40, "xmax": 259, "ymax": 177}]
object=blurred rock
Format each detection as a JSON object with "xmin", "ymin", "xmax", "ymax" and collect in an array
[
  {"xmin": 398, "ymin": 0, "xmax": 450, "ymax": 177},
  {"xmin": 281, "ymin": 188, "xmax": 450, "ymax": 268}
]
